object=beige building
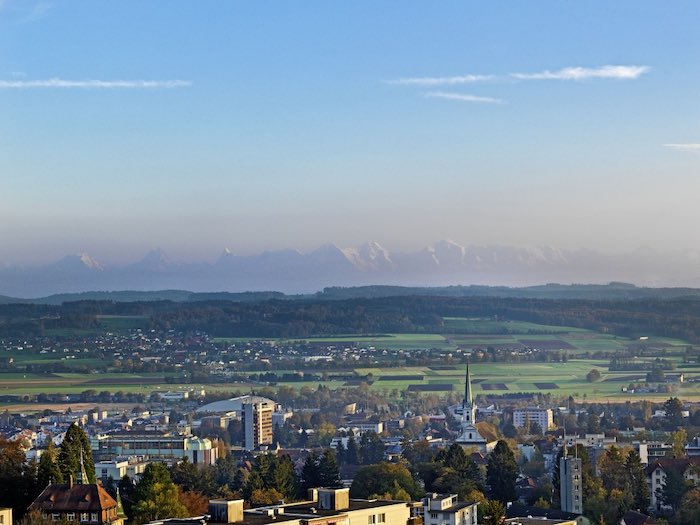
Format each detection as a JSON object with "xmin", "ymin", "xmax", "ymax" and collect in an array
[
  {"xmin": 145, "ymin": 488, "xmax": 413, "ymax": 525},
  {"xmin": 243, "ymin": 402, "xmax": 273, "ymax": 451}
]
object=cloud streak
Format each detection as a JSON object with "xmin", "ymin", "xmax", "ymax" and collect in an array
[
  {"xmin": 0, "ymin": 78, "xmax": 192, "ymax": 89},
  {"xmin": 664, "ymin": 143, "xmax": 700, "ymax": 153},
  {"xmin": 387, "ymin": 74, "xmax": 493, "ymax": 86},
  {"xmin": 424, "ymin": 91, "xmax": 504, "ymax": 104},
  {"xmin": 511, "ymin": 65, "xmax": 651, "ymax": 81}
]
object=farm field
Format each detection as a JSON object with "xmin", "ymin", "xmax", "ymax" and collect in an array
[{"xmin": 3, "ymin": 318, "xmax": 699, "ymax": 402}]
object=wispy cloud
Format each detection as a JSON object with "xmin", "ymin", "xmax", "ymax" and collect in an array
[
  {"xmin": 424, "ymin": 91, "xmax": 504, "ymax": 104},
  {"xmin": 386, "ymin": 74, "xmax": 493, "ymax": 86},
  {"xmin": 511, "ymin": 65, "xmax": 651, "ymax": 81},
  {"xmin": 0, "ymin": 78, "xmax": 192, "ymax": 89},
  {"xmin": 664, "ymin": 143, "xmax": 700, "ymax": 153}
]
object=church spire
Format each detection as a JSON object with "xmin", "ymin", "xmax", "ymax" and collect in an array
[{"xmin": 464, "ymin": 361, "xmax": 472, "ymax": 408}]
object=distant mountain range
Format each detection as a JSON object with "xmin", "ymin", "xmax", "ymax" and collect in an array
[{"xmin": 2, "ymin": 240, "xmax": 700, "ymax": 298}]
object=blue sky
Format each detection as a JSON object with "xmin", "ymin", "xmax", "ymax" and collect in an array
[{"xmin": 1, "ymin": 1, "xmax": 699, "ymax": 264}]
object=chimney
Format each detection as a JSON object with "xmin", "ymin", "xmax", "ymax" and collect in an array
[{"xmin": 68, "ymin": 475, "xmax": 74, "ymax": 489}]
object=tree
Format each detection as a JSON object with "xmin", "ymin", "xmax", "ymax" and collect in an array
[
  {"xmin": 359, "ymin": 431, "xmax": 385, "ymax": 464},
  {"xmin": 676, "ymin": 489, "xmax": 700, "ymax": 525},
  {"xmin": 598, "ymin": 446, "xmax": 626, "ymax": 492},
  {"xmin": 251, "ymin": 488, "xmax": 285, "ymax": 506},
  {"xmin": 299, "ymin": 453, "xmax": 321, "ymax": 494},
  {"xmin": 486, "ymin": 441, "xmax": 517, "ymax": 504},
  {"xmin": 318, "ymin": 450, "xmax": 342, "ymax": 488},
  {"xmin": 132, "ymin": 463, "xmax": 188, "ymax": 525},
  {"xmin": 663, "ymin": 397, "xmax": 684, "ymax": 429},
  {"xmin": 37, "ymin": 442, "xmax": 63, "ymax": 487},
  {"xmin": 178, "ymin": 488, "xmax": 209, "ymax": 516},
  {"xmin": 668, "ymin": 428, "xmax": 688, "ymax": 459},
  {"xmin": 659, "ymin": 468, "xmax": 692, "ymax": 510},
  {"xmin": 624, "ymin": 450, "xmax": 650, "ymax": 511},
  {"xmin": 346, "ymin": 436, "xmax": 361, "ymax": 465},
  {"xmin": 268, "ymin": 455, "xmax": 297, "ymax": 501},
  {"xmin": 349, "ymin": 463, "xmax": 421, "ymax": 501},
  {"xmin": 587, "ymin": 369, "xmax": 601, "ymax": 383},
  {"xmin": 0, "ymin": 437, "xmax": 38, "ymax": 520},
  {"xmin": 480, "ymin": 499, "xmax": 505, "ymax": 525},
  {"xmin": 58, "ymin": 423, "xmax": 95, "ymax": 484}
]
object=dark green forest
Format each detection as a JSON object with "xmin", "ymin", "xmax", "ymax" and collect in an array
[{"xmin": 2, "ymin": 293, "xmax": 700, "ymax": 341}]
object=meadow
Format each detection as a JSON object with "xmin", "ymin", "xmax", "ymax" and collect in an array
[{"xmin": 2, "ymin": 317, "xmax": 699, "ymax": 403}]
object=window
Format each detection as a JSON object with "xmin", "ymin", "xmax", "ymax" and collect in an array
[
  {"xmin": 431, "ymin": 513, "xmax": 439, "ymax": 519},
  {"xmin": 368, "ymin": 516, "xmax": 376, "ymax": 525},
  {"xmin": 81, "ymin": 513, "xmax": 89, "ymax": 522},
  {"xmin": 91, "ymin": 513, "xmax": 98, "ymax": 522},
  {"xmin": 52, "ymin": 514, "xmax": 60, "ymax": 521},
  {"xmin": 67, "ymin": 514, "xmax": 75, "ymax": 521},
  {"xmin": 379, "ymin": 514, "xmax": 386, "ymax": 523}
]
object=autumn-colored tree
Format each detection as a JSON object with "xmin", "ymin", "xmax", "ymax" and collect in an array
[{"xmin": 178, "ymin": 488, "xmax": 209, "ymax": 516}]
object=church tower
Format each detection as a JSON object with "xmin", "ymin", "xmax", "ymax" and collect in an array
[
  {"xmin": 455, "ymin": 362, "xmax": 486, "ymax": 450},
  {"xmin": 463, "ymin": 362, "xmax": 476, "ymax": 426}
]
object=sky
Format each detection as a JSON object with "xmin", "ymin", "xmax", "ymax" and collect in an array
[{"xmin": 1, "ymin": 1, "xmax": 699, "ymax": 264}]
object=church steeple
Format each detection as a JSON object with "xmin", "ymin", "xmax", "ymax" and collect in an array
[
  {"xmin": 455, "ymin": 360, "xmax": 485, "ymax": 449},
  {"xmin": 464, "ymin": 362, "xmax": 472, "ymax": 408}
]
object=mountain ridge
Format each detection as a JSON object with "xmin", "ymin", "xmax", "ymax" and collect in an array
[{"xmin": 3, "ymin": 240, "xmax": 700, "ymax": 297}]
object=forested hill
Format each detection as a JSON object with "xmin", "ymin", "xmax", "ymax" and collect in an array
[
  {"xmin": 6, "ymin": 282, "xmax": 700, "ymax": 305},
  {"xmin": 3, "ymin": 294, "xmax": 700, "ymax": 342}
]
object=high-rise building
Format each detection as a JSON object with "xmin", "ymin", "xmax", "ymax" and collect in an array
[
  {"xmin": 242, "ymin": 401, "xmax": 273, "ymax": 450},
  {"xmin": 559, "ymin": 447, "xmax": 583, "ymax": 515}
]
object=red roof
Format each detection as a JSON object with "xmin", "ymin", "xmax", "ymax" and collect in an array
[{"xmin": 30, "ymin": 484, "xmax": 117, "ymax": 513}]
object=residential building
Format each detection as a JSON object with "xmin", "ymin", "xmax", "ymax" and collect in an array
[
  {"xmin": 421, "ymin": 493, "xmax": 478, "ymax": 525},
  {"xmin": 242, "ymin": 401, "xmax": 273, "ymax": 451},
  {"xmin": 559, "ymin": 449, "xmax": 583, "ymax": 515},
  {"xmin": 645, "ymin": 457, "xmax": 700, "ymax": 511},
  {"xmin": 620, "ymin": 510, "xmax": 655, "ymax": 525},
  {"xmin": 0, "ymin": 509, "xmax": 12, "ymax": 525},
  {"xmin": 29, "ymin": 477, "xmax": 125, "ymax": 525},
  {"xmin": 513, "ymin": 408, "xmax": 553, "ymax": 431}
]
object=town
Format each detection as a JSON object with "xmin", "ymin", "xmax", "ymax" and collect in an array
[{"xmin": 2, "ymin": 339, "xmax": 700, "ymax": 525}]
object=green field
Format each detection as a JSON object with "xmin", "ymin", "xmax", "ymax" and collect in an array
[{"xmin": 3, "ymin": 318, "xmax": 699, "ymax": 402}]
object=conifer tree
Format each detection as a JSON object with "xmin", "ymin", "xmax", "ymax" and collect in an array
[
  {"xmin": 486, "ymin": 440, "xmax": 517, "ymax": 504},
  {"xmin": 37, "ymin": 442, "xmax": 63, "ymax": 486},
  {"xmin": 318, "ymin": 450, "xmax": 342, "ymax": 488},
  {"xmin": 625, "ymin": 450, "xmax": 650, "ymax": 511},
  {"xmin": 58, "ymin": 423, "xmax": 95, "ymax": 484}
]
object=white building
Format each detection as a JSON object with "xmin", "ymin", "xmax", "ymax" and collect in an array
[
  {"xmin": 421, "ymin": 493, "xmax": 478, "ymax": 525},
  {"xmin": 94, "ymin": 457, "xmax": 148, "ymax": 484},
  {"xmin": 513, "ymin": 408, "xmax": 553, "ymax": 431}
]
